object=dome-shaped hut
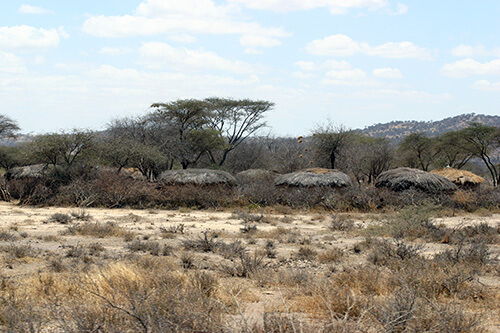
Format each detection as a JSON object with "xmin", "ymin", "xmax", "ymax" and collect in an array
[
  {"xmin": 375, "ymin": 167, "xmax": 457, "ymax": 193},
  {"xmin": 430, "ymin": 167, "xmax": 484, "ymax": 189},
  {"xmin": 235, "ymin": 169, "xmax": 277, "ymax": 184},
  {"xmin": 4, "ymin": 164, "xmax": 48, "ymax": 181},
  {"xmin": 275, "ymin": 168, "xmax": 352, "ymax": 188},
  {"xmin": 159, "ymin": 169, "xmax": 236, "ymax": 186}
]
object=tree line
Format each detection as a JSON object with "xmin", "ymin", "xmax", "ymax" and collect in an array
[{"xmin": 1, "ymin": 98, "xmax": 500, "ymax": 186}]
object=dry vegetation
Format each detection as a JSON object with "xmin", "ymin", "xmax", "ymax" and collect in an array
[{"xmin": 0, "ymin": 201, "xmax": 499, "ymax": 332}]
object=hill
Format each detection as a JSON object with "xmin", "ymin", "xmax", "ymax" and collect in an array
[{"xmin": 360, "ymin": 113, "xmax": 500, "ymax": 142}]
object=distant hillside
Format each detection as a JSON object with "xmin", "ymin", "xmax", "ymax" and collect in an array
[
  {"xmin": 0, "ymin": 134, "xmax": 33, "ymax": 146},
  {"xmin": 360, "ymin": 113, "xmax": 500, "ymax": 142}
]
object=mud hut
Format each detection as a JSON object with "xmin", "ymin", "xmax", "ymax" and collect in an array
[
  {"xmin": 430, "ymin": 167, "xmax": 484, "ymax": 188},
  {"xmin": 375, "ymin": 167, "xmax": 457, "ymax": 193},
  {"xmin": 275, "ymin": 168, "xmax": 352, "ymax": 187},
  {"xmin": 159, "ymin": 169, "xmax": 236, "ymax": 186},
  {"xmin": 4, "ymin": 164, "xmax": 48, "ymax": 181}
]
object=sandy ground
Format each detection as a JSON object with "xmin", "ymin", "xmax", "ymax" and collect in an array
[{"xmin": 0, "ymin": 201, "xmax": 499, "ymax": 331}]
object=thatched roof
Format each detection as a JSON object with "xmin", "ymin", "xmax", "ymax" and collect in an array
[
  {"xmin": 235, "ymin": 169, "xmax": 278, "ymax": 183},
  {"xmin": 430, "ymin": 167, "xmax": 484, "ymax": 186},
  {"xmin": 275, "ymin": 168, "xmax": 352, "ymax": 187},
  {"xmin": 159, "ymin": 169, "xmax": 236, "ymax": 186},
  {"xmin": 375, "ymin": 167, "xmax": 457, "ymax": 193},
  {"xmin": 5, "ymin": 164, "xmax": 47, "ymax": 180}
]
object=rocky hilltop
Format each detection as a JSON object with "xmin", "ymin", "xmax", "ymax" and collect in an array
[{"xmin": 360, "ymin": 113, "xmax": 500, "ymax": 142}]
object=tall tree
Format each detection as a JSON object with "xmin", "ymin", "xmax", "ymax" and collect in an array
[
  {"xmin": 435, "ymin": 131, "xmax": 474, "ymax": 169},
  {"xmin": 456, "ymin": 123, "xmax": 500, "ymax": 187},
  {"xmin": 24, "ymin": 130, "xmax": 94, "ymax": 169},
  {"xmin": 398, "ymin": 133, "xmax": 437, "ymax": 171},
  {"xmin": 151, "ymin": 99, "xmax": 224, "ymax": 169},
  {"xmin": 205, "ymin": 98, "xmax": 273, "ymax": 167},
  {"xmin": 312, "ymin": 123, "xmax": 354, "ymax": 170},
  {"xmin": 0, "ymin": 115, "xmax": 20, "ymax": 138}
]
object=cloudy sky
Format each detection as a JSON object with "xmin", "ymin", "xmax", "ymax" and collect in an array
[{"xmin": 1, "ymin": 0, "xmax": 499, "ymax": 135}]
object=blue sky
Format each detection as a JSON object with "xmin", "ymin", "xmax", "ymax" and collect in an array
[{"xmin": 1, "ymin": 0, "xmax": 499, "ymax": 135}]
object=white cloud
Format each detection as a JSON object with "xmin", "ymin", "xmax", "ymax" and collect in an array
[
  {"xmin": 168, "ymin": 34, "xmax": 197, "ymax": 44},
  {"xmin": 99, "ymin": 47, "xmax": 133, "ymax": 55},
  {"xmin": 18, "ymin": 4, "xmax": 53, "ymax": 15},
  {"xmin": 293, "ymin": 60, "xmax": 352, "ymax": 78},
  {"xmin": 306, "ymin": 34, "xmax": 432, "ymax": 59},
  {"xmin": 473, "ymin": 80, "xmax": 500, "ymax": 91},
  {"xmin": 240, "ymin": 35, "xmax": 282, "ymax": 48},
  {"xmin": 322, "ymin": 68, "xmax": 376, "ymax": 86},
  {"xmin": 306, "ymin": 34, "xmax": 362, "ymax": 56},
  {"xmin": 138, "ymin": 42, "xmax": 255, "ymax": 74},
  {"xmin": 373, "ymin": 67, "xmax": 403, "ymax": 78},
  {"xmin": 294, "ymin": 61, "xmax": 316, "ymax": 71},
  {"xmin": 0, "ymin": 25, "xmax": 61, "ymax": 52},
  {"xmin": 441, "ymin": 58, "xmax": 500, "ymax": 78},
  {"xmin": 451, "ymin": 43, "xmax": 500, "ymax": 57},
  {"xmin": 82, "ymin": 0, "xmax": 290, "ymax": 52},
  {"xmin": 226, "ymin": 0, "xmax": 389, "ymax": 14},
  {"xmin": 393, "ymin": 3, "xmax": 408, "ymax": 15},
  {"xmin": 0, "ymin": 51, "xmax": 27, "ymax": 73},
  {"xmin": 0, "ymin": 64, "xmax": 262, "ymax": 132}
]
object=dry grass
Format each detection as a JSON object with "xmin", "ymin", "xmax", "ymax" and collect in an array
[{"xmin": 0, "ymin": 202, "xmax": 498, "ymax": 332}]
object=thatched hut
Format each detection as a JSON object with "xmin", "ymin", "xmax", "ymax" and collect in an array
[
  {"xmin": 275, "ymin": 168, "xmax": 352, "ymax": 187},
  {"xmin": 430, "ymin": 167, "xmax": 484, "ymax": 188},
  {"xmin": 235, "ymin": 169, "xmax": 277, "ymax": 184},
  {"xmin": 375, "ymin": 167, "xmax": 457, "ymax": 193},
  {"xmin": 4, "ymin": 164, "xmax": 48, "ymax": 181},
  {"xmin": 158, "ymin": 169, "xmax": 236, "ymax": 186}
]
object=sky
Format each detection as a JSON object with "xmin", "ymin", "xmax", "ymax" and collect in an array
[{"xmin": 1, "ymin": 0, "xmax": 499, "ymax": 136}]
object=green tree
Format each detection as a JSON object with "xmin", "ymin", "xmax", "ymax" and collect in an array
[
  {"xmin": 398, "ymin": 133, "xmax": 437, "ymax": 171},
  {"xmin": 456, "ymin": 123, "xmax": 500, "ymax": 187},
  {"xmin": 205, "ymin": 98, "xmax": 273, "ymax": 167},
  {"xmin": 435, "ymin": 131, "xmax": 474, "ymax": 169},
  {"xmin": 151, "ymin": 99, "xmax": 225, "ymax": 169},
  {"xmin": 0, "ymin": 114, "xmax": 20, "ymax": 137},
  {"xmin": 0, "ymin": 146, "xmax": 23, "ymax": 170},
  {"xmin": 24, "ymin": 130, "xmax": 94, "ymax": 169}
]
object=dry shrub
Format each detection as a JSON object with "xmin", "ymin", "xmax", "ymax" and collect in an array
[
  {"xmin": 452, "ymin": 189, "xmax": 477, "ymax": 211},
  {"xmin": 159, "ymin": 184, "xmax": 235, "ymax": 209},
  {"xmin": 182, "ymin": 231, "xmax": 220, "ymax": 253},
  {"xmin": 47, "ymin": 212, "xmax": 72, "ymax": 224},
  {"xmin": 317, "ymin": 247, "xmax": 344, "ymax": 263},
  {"xmin": 367, "ymin": 239, "xmax": 424, "ymax": 269},
  {"xmin": 328, "ymin": 214, "xmax": 354, "ymax": 231},
  {"xmin": 56, "ymin": 171, "xmax": 159, "ymax": 208},
  {"xmin": 126, "ymin": 240, "xmax": 171, "ymax": 256},
  {"xmin": 63, "ymin": 221, "xmax": 135, "ymax": 239},
  {"xmin": 235, "ymin": 177, "xmax": 277, "ymax": 206},
  {"xmin": 294, "ymin": 246, "xmax": 317, "ymax": 261}
]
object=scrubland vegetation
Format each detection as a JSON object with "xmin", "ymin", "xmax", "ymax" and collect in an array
[
  {"xmin": 1, "ymin": 103, "xmax": 500, "ymax": 331},
  {"xmin": 0, "ymin": 203, "xmax": 498, "ymax": 332}
]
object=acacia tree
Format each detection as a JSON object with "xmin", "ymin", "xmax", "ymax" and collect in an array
[
  {"xmin": 312, "ymin": 123, "xmax": 354, "ymax": 170},
  {"xmin": 205, "ymin": 98, "xmax": 273, "ymax": 167},
  {"xmin": 0, "ymin": 114, "xmax": 20, "ymax": 137},
  {"xmin": 151, "ymin": 99, "xmax": 225, "ymax": 169},
  {"xmin": 345, "ymin": 136, "xmax": 394, "ymax": 183},
  {"xmin": 435, "ymin": 131, "xmax": 474, "ymax": 169},
  {"xmin": 24, "ymin": 130, "xmax": 94, "ymax": 169},
  {"xmin": 398, "ymin": 133, "xmax": 438, "ymax": 171},
  {"xmin": 456, "ymin": 123, "xmax": 500, "ymax": 187}
]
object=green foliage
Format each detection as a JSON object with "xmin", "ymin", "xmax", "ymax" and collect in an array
[
  {"xmin": 23, "ymin": 130, "xmax": 94, "ymax": 168},
  {"xmin": 0, "ymin": 114, "xmax": 20, "ymax": 138},
  {"xmin": 398, "ymin": 133, "xmax": 438, "ymax": 171},
  {"xmin": 0, "ymin": 146, "xmax": 23, "ymax": 170}
]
